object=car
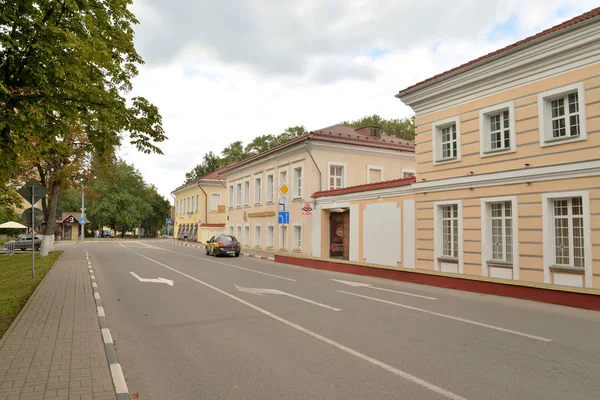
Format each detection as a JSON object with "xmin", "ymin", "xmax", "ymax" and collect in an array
[
  {"xmin": 205, "ymin": 235, "xmax": 240, "ymax": 257},
  {"xmin": 7, "ymin": 235, "xmax": 42, "ymax": 251}
]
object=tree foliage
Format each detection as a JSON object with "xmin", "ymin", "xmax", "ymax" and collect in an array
[{"xmin": 343, "ymin": 114, "xmax": 415, "ymax": 140}]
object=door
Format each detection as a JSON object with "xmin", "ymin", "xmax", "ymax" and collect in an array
[
  {"xmin": 329, "ymin": 211, "xmax": 349, "ymax": 259},
  {"xmin": 64, "ymin": 224, "xmax": 72, "ymax": 240}
]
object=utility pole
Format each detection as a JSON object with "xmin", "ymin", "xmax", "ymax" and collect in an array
[{"xmin": 80, "ymin": 186, "xmax": 85, "ymax": 241}]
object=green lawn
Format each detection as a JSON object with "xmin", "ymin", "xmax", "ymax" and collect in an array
[{"xmin": 0, "ymin": 252, "xmax": 62, "ymax": 338}]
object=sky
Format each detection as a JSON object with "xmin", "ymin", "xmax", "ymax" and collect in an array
[{"xmin": 118, "ymin": 0, "xmax": 599, "ymax": 200}]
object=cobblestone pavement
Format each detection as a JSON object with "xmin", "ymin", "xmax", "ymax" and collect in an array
[{"xmin": 0, "ymin": 248, "xmax": 116, "ymax": 400}]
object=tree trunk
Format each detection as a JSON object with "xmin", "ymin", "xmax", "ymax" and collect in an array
[{"xmin": 40, "ymin": 180, "xmax": 61, "ymax": 257}]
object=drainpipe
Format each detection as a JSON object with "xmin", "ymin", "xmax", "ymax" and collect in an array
[{"xmin": 305, "ymin": 140, "xmax": 322, "ymax": 207}]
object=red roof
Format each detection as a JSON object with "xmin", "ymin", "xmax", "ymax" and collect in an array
[
  {"xmin": 312, "ymin": 176, "xmax": 416, "ymax": 198},
  {"xmin": 397, "ymin": 6, "xmax": 600, "ymax": 96}
]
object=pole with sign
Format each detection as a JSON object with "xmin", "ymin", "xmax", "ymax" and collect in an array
[
  {"xmin": 17, "ymin": 180, "xmax": 47, "ymax": 278},
  {"xmin": 278, "ymin": 183, "xmax": 290, "ymax": 225}
]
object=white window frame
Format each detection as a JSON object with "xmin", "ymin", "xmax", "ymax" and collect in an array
[
  {"xmin": 254, "ymin": 176, "xmax": 262, "ymax": 205},
  {"xmin": 432, "ymin": 117, "xmax": 461, "ymax": 165},
  {"xmin": 538, "ymin": 83, "xmax": 587, "ymax": 147},
  {"xmin": 292, "ymin": 164, "xmax": 304, "ymax": 199},
  {"xmin": 196, "ymin": 194, "xmax": 199, "ymax": 213},
  {"xmin": 402, "ymin": 168, "xmax": 416, "ymax": 179},
  {"xmin": 244, "ymin": 224, "xmax": 250, "ymax": 248},
  {"xmin": 236, "ymin": 182, "xmax": 242, "ymax": 208},
  {"xmin": 266, "ymin": 173, "xmax": 275, "ymax": 203},
  {"xmin": 243, "ymin": 179, "xmax": 250, "ymax": 207},
  {"xmin": 433, "ymin": 200, "xmax": 463, "ymax": 273},
  {"xmin": 279, "ymin": 225, "xmax": 288, "ymax": 251},
  {"xmin": 236, "ymin": 224, "xmax": 242, "ymax": 244},
  {"xmin": 229, "ymin": 225, "xmax": 234, "ymax": 237},
  {"xmin": 254, "ymin": 224, "xmax": 262, "ymax": 248},
  {"xmin": 542, "ymin": 191, "xmax": 591, "ymax": 287},
  {"xmin": 479, "ymin": 102, "xmax": 516, "ymax": 157},
  {"xmin": 209, "ymin": 193, "xmax": 221, "ymax": 212},
  {"xmin": 292, "ymin": 224, "xmax": 302, "ymax": 251},
  {"xmin": 481, "ymin": 196, "xmax": 519, "ymax": 279},
  {"xmin": 366, "ymin": 165, "xmax": 383, "ymax": 183},
  {"xmin": 228, "ymin": 185, "xmax": 234, "ymax": 208},
  {"xmin": 266, "ymin": 224, "xmax": 275, "ymax": 249},
  {"xmin": 328, "ymin": 162, "xmax": 346, "ymax": 190}
]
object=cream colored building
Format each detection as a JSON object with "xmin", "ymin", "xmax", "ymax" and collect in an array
[
  {"xmin": 172, "ymin": 167, "xmax": 229, "ymax": 242},
  {"xmin": 222, "ymin": 124, "xmax": 415, "ymax": 256},
  {"xmin": 310, "ymin": 8, "xmax": 600, "ymax": 290}
]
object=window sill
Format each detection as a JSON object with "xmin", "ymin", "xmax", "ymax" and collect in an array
[
  {"xmin": 433, "ymin": 157, "xmax": 459, "ymax": 166},
  {"xmin": 549, "ymin": 265, "xmax": 585, "ymax": 274},
  {"xmin": 481, "ymin": 148, "xmax": 515, "ymax": 158},
  {"xmin": 437, "ymin": 256, "xmax": 458, "ymax": 263},
  {"xmin": 541, "ymin": 134, "xmax": 584, "ymax": 147},
  {"xmin": 266, "ymin": 200, "xmax": 275, "ymax": 204},
  {"xmin": 292, "ymin": 248, "xmax": 302, "ymax": 252},
  {"xmin": 266, "ymin": 246, "xmax": 274, "ymax": 249},
  {"xmin": 292, "ymin": 197, "xmax": 303, "ymax": 202},
  {"xmin": 254, "ymin": 203, "xmax": 262, "ymax": 206},
  {"xmin": 487, "ymin": 260, "xmax": 513, "ymax": 268}
]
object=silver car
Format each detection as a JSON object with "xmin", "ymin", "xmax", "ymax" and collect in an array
[{"xmin": 7, "ymin": 235, "xmax": 42, "ymax": 251}]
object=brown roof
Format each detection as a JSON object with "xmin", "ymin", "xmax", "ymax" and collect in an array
[
  {"xmin": 397, "ymin": 6, "xmax": 600, "ymax": 96},
  {"xmin": 312, "ymin": 176, "xmax": 416, "ymax": 198}
]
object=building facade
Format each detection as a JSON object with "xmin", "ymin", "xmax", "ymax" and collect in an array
[
  {"xmin": 172, "ymin": 168, "xmax": 228, "ymax": 242},
  {"xmin": 309, "ymin": 8, "xmax": 600, "ymax": 290},
  {"xmin": 222, "ymin": 124, "xmax": 415, "ymax": 256}
]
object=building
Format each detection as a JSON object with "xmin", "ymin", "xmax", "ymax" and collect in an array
[
  {"xmin": 172, "ymin": 167, "xmax": 229, "ymax": 242},
  {"xmin": 55, "ymin": 212, "xmax": 87, "ymax": 241},
  {"xmin": 221, "ymin": 124, "xmax": 415, "ymax": 256},
  {"xmin": 306, "ymin": 7, "xmax": 600, "ymax": 290}
]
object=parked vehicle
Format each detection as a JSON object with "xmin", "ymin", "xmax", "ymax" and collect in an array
[
  {"xmin": 7, "ymin": 235, "xmax": 42, "ymax": 251},
  {"xmin": 205, "ymin": 235, "xmax": 241, "ymax": 257}
]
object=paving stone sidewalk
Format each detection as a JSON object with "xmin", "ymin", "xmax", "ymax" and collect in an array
[{"xmin": 0, "ymin": 248, "xmax": 116, "ymax": 400}]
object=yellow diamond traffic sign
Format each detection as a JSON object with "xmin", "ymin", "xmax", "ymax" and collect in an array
[{"xmin": 278, "ymin": 183, "xmax": 290, "ymax": 197}]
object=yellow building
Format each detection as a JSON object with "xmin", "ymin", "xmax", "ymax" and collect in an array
[
  {"xmin": 221, "ymin": 124, "xmax": 416, "ymax": 257},
  {"xmin": 172, "ymin": 167, "xmax": 229, "ymax": 243},
  {"xmin": 308, "ymin": 8, "xmax": 600, "ymax": 290}
]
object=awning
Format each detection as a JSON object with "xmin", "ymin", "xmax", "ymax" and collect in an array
[{"xmin": 0, "ymin": 221, "xmax": 27, "ymax": 229}]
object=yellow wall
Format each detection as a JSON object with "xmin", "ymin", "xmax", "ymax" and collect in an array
[{"xmin": 173, "ymin": 181, "xmax": 227, "ymax": 241}]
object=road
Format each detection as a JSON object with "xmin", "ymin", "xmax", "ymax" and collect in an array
[{"xmin": 78, "ymin": 240, "xmax": 600, "ymax": 400}]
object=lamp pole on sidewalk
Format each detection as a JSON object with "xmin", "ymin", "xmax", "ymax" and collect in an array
[{"xmin": 80, "ymin": 185, "xmax": 85, "ymax": 241}]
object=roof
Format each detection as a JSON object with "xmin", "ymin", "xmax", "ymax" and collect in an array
[
  {"xmin": 173, "ymin": 164, "xmax": 232, "ymax": 193},
  {"xmin": 222, "ymin": 124, "xmax": 414, "ymax": 175},
  {"xmin": 312, "ymin": 176, "xmax": 416, "ymax": 198},
  {"xmin": 397, "ymin": 6, "xmax": 600, "ymax": 96}
]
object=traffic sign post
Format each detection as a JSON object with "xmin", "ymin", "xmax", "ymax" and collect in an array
[
  {"xmin": 278, "ymin": 212, "xmax": 290, "ymax": 225},
  {"xmin": 18, "ymin": 179, "xmax": 47, "ymax": 278}
]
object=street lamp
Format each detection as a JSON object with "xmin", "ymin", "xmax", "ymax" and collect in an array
[{"xmin": 80, "ymin": 185, "xmax": 86, "ymax": 241}]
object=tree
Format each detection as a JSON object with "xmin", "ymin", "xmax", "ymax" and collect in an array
[
  {"xmin": 343, "ymin": 115, "xmax": 415, "ymax": 140},
  {"xmin": 1, "ymin": 1, "xmax": 166, "ymax": 255},
  {"xmin": 221, "ymin": 141, "xmax": 248, "ymax": 166},
  {"xmin": 184, "ymin": 151, "xmax": 222, "ymax": 183}
]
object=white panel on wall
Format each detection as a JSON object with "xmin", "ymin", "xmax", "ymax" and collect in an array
[
  {"xmin": 553, "ymin": 273, "xmax": 583, "ymax": 288},
  {"xmin": 490, "ymin": 267, "xmax": 513, "ymax": 280},
  {"xmin": 311, "ymin": 206, "xmax": 321, "ymax": 257},
  {"xmin": 403, "ymin": 199, "xmax": 415, "ymax": 268},
  {"xmin": 363, "ymin": 202, "xmax": 401, "ymax": 266},
  {"xmin": 349, "ymin": 204, "xmax": 359, "ymax": 262},
  {"xmin": 440, "ymin": 262, "xmax": 458, "ymax": 274}
]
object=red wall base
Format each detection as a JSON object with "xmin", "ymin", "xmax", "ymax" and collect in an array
[{"xmin": 274, "ymin": 255, "xmax": 600, "ymax": 311}]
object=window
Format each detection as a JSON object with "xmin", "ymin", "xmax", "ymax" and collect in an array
[
  {"xmin": 441, "ymin": 204, "xmax": 458, "ymax": 258},
  {"xmin": 367, "ymin": 166, "xmax": 383, "ymax": 183},
  {"xmin": 480, "ymin": 102, "xmax": 516, "ymax": 156},
  {"xmin": 402, "ymin": 169, "xmax": 415, "ymax": 179},
  {"xmin": 184, "ymin": 197, "xmax": 188, "ymax": 213},
  {"xmin": 228, "ymin": 185, "xmax": 234, "ymax": 207},
  {"xmin": 254, "ymin": 225, "xmax": 261, "ymax": 248},
  {"xmin": 279, "ymin": 169, "xmax": 287, "ymax": 189},
  {"xmin": 279, "ymin": 225, "xmax": 287, "ymax": 250},
  {"xmin": 538, "ymin": 83, "xmax": 587, "ymax": 147},
  {"xmin": 266, "ymin": 174, "xmax": 274, "ymax": 203},
  {"xmin": 329, "ymin": 163, "xmax": 344, "ymax": 190},
  {"xmin": 293, "ymin": 166, "xmax": 303, "ymax": 199},
  {"xmin": 267, "ymin": 225, "xmax": 274, "ymax": 248},
  {"xmin": 210, "ymin": 193, "xmax": 220, "ymax": 212},
  {"xmin": 432, "ymin": 117, "xmax": 461, "ymax": 164},
  {"xmin": 237, "ymin": 225, "xmax": 242, "ymax": 244},
  {"xmin": 243, "ymin": 180, "xmax": 250, "ymax": 206},
  {"xmin": 244, "ymin": 225, "xmax": 250, "ymax": 247},
  {"xmin": 229, "ymin": 225, "xmax": 234, "ymax": 236},
  {"xmin": 490, "ymin": 202, "xmax": 513, "ymax": 263},
  {"xmin": 236, "ymin": 183, "xmax": 242, "ymax": 208},
  {"xmin": 293, "ymin": 225, "xmax": 302, "ymax": 251},
  {"xmin": 553, "ymin": 197, "xmax": 584, "ymax": 268},
  {"xmin": 196, "ymin": 194, "xmax": 199, "ymax": 212},
  {"xmin": 254, "ymin": 177, "xmax": 262, "ymax": 204}
]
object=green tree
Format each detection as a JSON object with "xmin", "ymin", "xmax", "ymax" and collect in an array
[
  {"xmin": 184, "ymin": 151, "xmax": 222, "ymax": 183},
  {"xmin": 221, "ymin": 141, "xmax": 248, "ymax": 165},
  {"xmin": 343, "ymin": 115, "xmax": 415, "ymax": 140}
]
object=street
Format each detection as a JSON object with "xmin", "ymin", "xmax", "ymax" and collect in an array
[{"xmin": 81, "ymin": 240, "xmax": 600, "ymax": 400}]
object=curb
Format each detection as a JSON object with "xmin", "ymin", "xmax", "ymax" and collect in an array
[
  {"xmin": 85, "ymin": 250, "xmax": 131, "ymax": 400},
  {"xmin": 164, "ymin": 240, "xmax": 275, "ymax": 261}
]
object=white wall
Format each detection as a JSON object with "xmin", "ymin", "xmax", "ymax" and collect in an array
[{"xmin": 363, "ymin": 202, "xmax": 401, "ymax": 266}]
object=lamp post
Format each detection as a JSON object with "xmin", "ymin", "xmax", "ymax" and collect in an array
[{"xmin": 80, "ymin": 185, "xmax": 86, "ymax": 241}]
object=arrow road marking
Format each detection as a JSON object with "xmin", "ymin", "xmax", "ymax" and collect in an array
[
  {"xmin": 339, "ymin": 291, "xmax": 551, "ymax": 342},
  {"xmin": 235, "ymin": 285, "xmax": 341, "ymax": 311},
  {"xmin": 332, "ymin": 279, "xmax": 437, "ymax": 300},
  {"xmin": 129, "ymin": 271, "xmax": 174, "ymax": 286}
]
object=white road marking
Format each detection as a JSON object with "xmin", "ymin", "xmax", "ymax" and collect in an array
[
  {"xmin": 125, "ymin": 242, "xmax": 295, "ymax": 282},
  {"xmin": 90, "ymin": 274, "xmax": 96, "ymax": 280},
  {"xmin": 129, "ymin": 271, "xmax": 174, "ymax": 286},
  {"xmin": 339, "ymin": 291, "xmax": 552, "ymax": 342},
  {"xmin": 235, "ymin": 285, "xmax": 341, "ymax": 311},
  {"xmin": 94, "ymin": 292, "xmax": 101, "ymax": 300},
  {"xmin": 97, "ymin": 306, "xmax": 105, "ymax": 317},
  {"xmin": 121, "ymin": 247, "xmax": 467, "ymax": 400},
  {"xmin": 110, "ymin": 363, "xmax": 129, "ymax": 394},
  {"xmin": 332, "ymin": 279, "xmax": 437, "ymax": 300},
  {"xmin": 92, "ymin": 282, "xmax": 98, "ymax": 288},
  {"xmin": 101, "ymin": 328, "xmax": 113, "ymax": 344}
]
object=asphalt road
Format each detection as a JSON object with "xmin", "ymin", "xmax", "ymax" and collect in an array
[{"xmin": 76, "ymin": 240, "xmax": 600, "ymax": 400}]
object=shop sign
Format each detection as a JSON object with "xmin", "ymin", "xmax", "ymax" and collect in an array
[
  {"xmin": 302, "ymin": 203, "xmax": 313, "ymax": 216},
  {"xmin": 248, "ymin": 211, "xmax": 276, "ymax": 218}
]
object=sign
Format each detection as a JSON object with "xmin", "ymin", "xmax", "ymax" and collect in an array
[
  {"xmin": 17, "ymin": 179, "xmax": 47, "ymax": 206},
  {"xmin": 21, "ymin": 207, "xmax": 45, "ymax": 227},
  {"xmin": 79, "ymin": 218, "xmax": 86, "ymax": 225},
  {"xmin": 278, "ymin": 183, "xmax": 290, "ymax": 197},
  {"xmin": 302, "ymin": 203, "xmax": 313, "ymax": 216},
  {"xmin": 278, "ymin": 211, "xmax": 290, "ymax": 225},
  {"xmin": 278, "ymin": 196, "xmax": 289, "ymax": 212},
  {"xmin": 63, "ymin": 215, "xmax": 77, "ymax": 223},
  {"xmin": 247, "ymin": 211, "xmax": 276, "ymax": 218},
  {"xmin": 217, "ymin": 205, "xmax": 226, "ymax": 213},
  {"xmin": 243, "ymin": 211, "xmax": 247, "ymax": 222},
  {"xmin": 166, "ymin": 218, "xmax": 173, "ymax": 224}
]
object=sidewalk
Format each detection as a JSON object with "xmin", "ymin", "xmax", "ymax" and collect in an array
[{"xmin": 0, "ymin": 248, "xmax": 116, "ymax": 400}]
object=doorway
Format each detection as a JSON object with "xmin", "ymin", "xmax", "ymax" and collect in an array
[
  {"xmin": 64, "ymin": 224, "xmax": 72, "ymax": 240},
  {"xmin": 329, "ymin": 210, "xmax": 349, "ymax": 259}
]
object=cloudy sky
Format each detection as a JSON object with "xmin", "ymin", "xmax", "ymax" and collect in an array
[{"xmin": 119, "ymin": 0, "xmax": 599, "ymax": 199}]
